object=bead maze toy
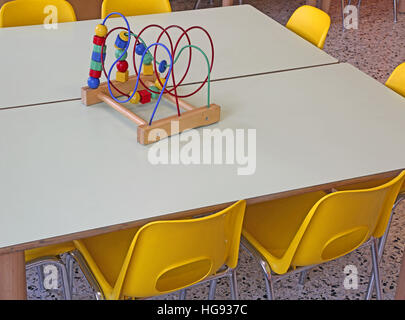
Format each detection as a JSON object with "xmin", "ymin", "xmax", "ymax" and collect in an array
[{"xmin": 81, "ymin": 12, "xmax": 220, "ymax": 145}]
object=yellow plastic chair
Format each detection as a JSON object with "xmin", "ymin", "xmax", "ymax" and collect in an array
[
  {"xmin": 242, "ymin": 171, "xmax": 405, "ymax": 300},
  {"xmin": 101, "ymin": 0, "xmax": 171, "ymax": 19},
  {"xmin": 0, "ymin": 0, "xmax": 76, "ymax": 28},
  {"xmin": 25, "ymin": 242, "xmax": 75, "ymax": 299},
  {"xmin": 385, "ymin": 63, "xmax": 405, "ymax": 98},
  {"xmin": 286, "ymin": 5, "xmax": 331, "ymax": 49},
  {"xmin": 72, "ymin": 200, "xmax": 246, "ymax": 300}
]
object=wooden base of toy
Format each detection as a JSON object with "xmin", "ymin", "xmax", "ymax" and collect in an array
[{"xmin": 81, "ymin": 74, "xmax": 221, "ymax": 145}]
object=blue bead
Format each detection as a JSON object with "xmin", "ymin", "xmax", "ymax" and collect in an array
[
  {"xmin": 91, "ymin": 51, "xmax": 106, "ymax": 63},
  {"xmin": 135, "ymin": 43, "xmax": 146, "ymax": 56},
  {"xmin": 115, "ymin": 35, "xmax": 128, "ymax": 49},
  {"xmin": 158, "ymin": 60, "xmax": 168, "ymax": 73},
  {"xmin": 87, "ymin": 77, "xmax": 100, "ymax": 89}
]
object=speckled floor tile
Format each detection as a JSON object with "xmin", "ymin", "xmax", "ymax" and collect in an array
[{"xmin": 26, "ymin": 0, "xmax": 405, "ymax": 300}]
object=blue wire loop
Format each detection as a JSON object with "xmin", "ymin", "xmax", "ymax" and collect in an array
[{"xmin": 101, "ymin": 12, "xmax": 173, "ymax": 125}]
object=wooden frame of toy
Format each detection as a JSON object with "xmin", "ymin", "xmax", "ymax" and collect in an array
[{"xmin": 81, "ymin": 12, "xmax": 221, "ymax": 145}]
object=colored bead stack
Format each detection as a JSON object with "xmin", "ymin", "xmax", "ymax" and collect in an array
[
  {"xmin": 135, "ymin": 42, "xmax": 155, "ymax": 76},
  {"xmin": 88, "ymin": 24, "xmax": 108, "ymax": 89},
  {"xmin": 115, "ymin": 31, "xmax": 129, "ymax": 83}
]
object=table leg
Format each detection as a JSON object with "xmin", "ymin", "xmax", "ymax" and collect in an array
[
  {"xmin": 222, "ymin": 0, "xmax": 233, "ymax": 6},
  {"xmin": 306, "ymin": 0, "xmax": 317, "ymax": 6},
  {"xmin": 321, "ymin": 0, "xmax": 332, "ymax": 13},
  {"xmin": 395, "ymin": 252, "xmax": 405, "ymax": 299},
  {"xmin": 399, "ymin": 0, "xmax": 405, "ymax": 13},
  {"xmin": 0, "ymin": 251, "xmax": 27, "ymax": 300}
]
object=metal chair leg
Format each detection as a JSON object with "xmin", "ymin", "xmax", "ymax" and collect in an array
[
  {"xmin": 208, "ymin": 279, "xmax": 217, "ymax": 300},
  {"xmin": 66, "ymin": 253, "xmax": 75, "ymax": 294},
  {"xmin": 59, "ymin": 263, "xmax": 72, "ymax": 300},
  {"xmin": 365, "ymin": 196, "xmax": 403, "ymax": 299},
  {"xmin": 36, "ymin": 265, "xmax": 45, "ymax": 291},
  {"xmin": 179, "ymin": 289, "xmax": 187, "ymax": 300},
  {"xmin": 229, "ymin": 269, "xmax": 239, "ymax": 300},
  {"xmin": 239, "ymin": 0, "xmax": 243, "ymax": 4},
  {"xmin": 394, "ymin": 0, "xmax": 398, "ymax": 22},
  {"xmin": 371, "ymin": 238, "xmax": 383, "ymax": 300},
  {"xmin": 298, "ymin": 270, "xmax": 308, "ymax": 286},
  {"xmin": 341, "ymin": 0, "xmax": 346, "ymax": 31},
  {"xmin": 194, "ymin": 0, "xmax": 202, "ymax": 9},
  {"xmin": 357, "ymin": 0, "xmax": 362, "ymax": 18},
  {"xmin": 264, "ymin": 273, "xmax": 275, "ymax": 300}
]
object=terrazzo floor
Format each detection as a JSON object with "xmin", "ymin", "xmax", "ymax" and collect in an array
[{"xmin": 27, "ymin": 0, "xmax": 405, "ymax": 300}]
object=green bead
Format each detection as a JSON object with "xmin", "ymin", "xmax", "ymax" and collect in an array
[
  {"xmin": 115, "ymin": 49, "xmax": 128, "ymax": 61},
  {"xmin": 90, "ymin": 60, "xmax": 102, "ymax": 71},
  {"xmin": 93, "ymin": 44, "xmax": 106, "ymax": 53},
  {"xmin": 143, "ymin": 52, "xmax": 153, "ymax": 65},
  {"xmin": 149, "ymin": 86, "xmax": 160, "ymax": 99}
]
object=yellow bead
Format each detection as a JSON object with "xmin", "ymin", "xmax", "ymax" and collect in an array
[
  {"xmin": 116, "ymin": 70, "xmax": 129, "ymax": 83},
  {"xmin": 119, "ymin": 31, "xmax": 129, "ymax": 42},
  {"xmin": 95, "ymin": 24, "xmax": 108, "ymax": 37},
  {"xmin": 142, "ymin": 64, "xmax": 154, "ymax": 76},
  {"xmin": 155, "ymin": 78, "xmax": 166, "ymax": 90},
  {"xmin": 129, "ymin": 91, "xmax": 140, "ymax": 104}
]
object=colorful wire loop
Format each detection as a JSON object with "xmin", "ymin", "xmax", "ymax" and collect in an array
[{"xmin": 96, "ymin": 13, "xmax": 214, "ymax": 125}]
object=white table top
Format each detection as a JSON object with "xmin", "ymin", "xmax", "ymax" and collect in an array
[
  {"xmin": 0, "ymin": 5, "xmax": 337, "ymax": 109},
  {"xmin": 0, "ymin": 63, "xmax": 404, "ymax": 249}
]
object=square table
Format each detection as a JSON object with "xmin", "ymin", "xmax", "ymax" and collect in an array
[{"xmin": 1, "ymin": 63, "xmax": 404, "ymax": 299}]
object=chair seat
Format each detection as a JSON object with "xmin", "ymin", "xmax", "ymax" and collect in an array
[
  {"xmin": 25, "ymin": 242, "xmax": 75, "ymax": 263},
  {"xmin": 73, "ymin": 226, "xmax": 141, "ymax": 297},
  {"xmin": 242, "ymin": 191, "xmax": 326, "ymax": 271}
]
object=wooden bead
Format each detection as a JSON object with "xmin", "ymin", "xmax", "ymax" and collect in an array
[
  {"xmin": 115, "ymin": 35, "xmax": 127, "ymax": 49},
  {"xmin": 117, "ymin": 60, "xmax": 129, "ymax": 72},
  {"xmin": 142, "ymin": 52, "xmax": 153, "ymax": 65},
  {"xmin": 93, "ymin": 35, "xmax": 105, "ymax": 46},
  {"xmin": 92, "ymin": 51, "xmax": 106, "ymax": 63},
  {"xmin": 115, "ymin": 49, "xmax": 128, "ymax": 61},
  {"xmin": 155, "ymin": 78, "xmax": 166, "ymax": 90},
  {"xmin": 158, "ymin": 60, "xmax": 167, "ymax": 73},
  {"xmin": 87, "ymin": 77, "xmax": 100, "ymax": 89},
  {"xmin": 116, "ymin": 70, "xmax": 129, "ymax": 83},
  {"xmin": 139, "ymin": 90, "xmax": 151, "ymax": 104},
  {"xmin": 129, "ymin": 91, "xmax": 140, "ymax": 104},
  {"xmin": 142, "ymin": 64, "xmax": 154, "ymax": 76},
  {"xmin": 95, "ymin": 24, "xmax": 108, "ymax": 37},
  {"xmin": 93, "ymin": 44, "xmax": 106, "ymax": 53},
  {"xmin": 135, "ymin": 43, "xmax": 146, "ymax": 56},
  {"xmin": 119, "ymin": 31, "xmax": 129, "ymax": 42},
  {"xmin": 90, "ymin": 60, "xmax": 102, "ymax": 71},
  {"xmin": 89, "ymin": 69, "xmax": 102, "ymax": 78},
  {"xmin": 149, "ymin": 86, "xmax": 160, "ymax": 99}
]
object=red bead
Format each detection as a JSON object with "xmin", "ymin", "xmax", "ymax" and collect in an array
[
  {"xmin": 139, "ymin": 90, "xmax": 151, "ymax": 104},
  {"xmin": 93, "ymin": 35, "xmax": 105, "ymax": 46},
  {"xmin": 89, "ymin": 69, "xmax": 102, "ymax": 78},
  {"xmin": 116, "ymin": 60, "xmax": 128, "ymax": 72}
]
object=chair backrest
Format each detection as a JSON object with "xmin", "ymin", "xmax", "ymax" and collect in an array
[
  {"xmin": 289, "ymin": 171, "xmax": 405, "ymax": 268},
  {"xmin": 385, "ymin": 63, "xmax": 405, "ymax": 98},
  {"xmin": 101, "ymin": 0, "xmax": 171, "ymax": 19},
  {"xmin": 0, "ymin": 0, "xmax": 76, "ymax": 28},
  {"xmin": 113, "ymin": 200, "xmax": 246, "ymax": 299},
  {"xmin": 286, "ymin": 5, "xmax": 330, "ymax": 49}
]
